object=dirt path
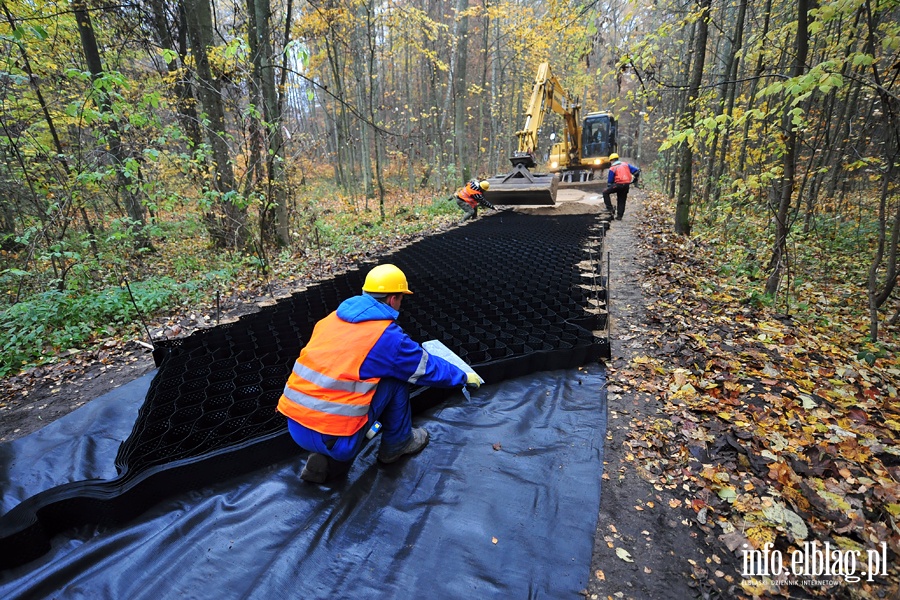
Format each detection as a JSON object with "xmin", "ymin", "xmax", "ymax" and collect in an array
[
  {"xmin": 579, "ymin": 189, "xmax": 719, "ymax": 599},
  {"xmin": 511, "ymin": 188, "xmax": 724, "ymax": 598}
]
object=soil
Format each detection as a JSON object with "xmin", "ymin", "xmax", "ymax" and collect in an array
[{"xmin": 0, "ymin": 188, "xmax": 728, "ymax": 598}]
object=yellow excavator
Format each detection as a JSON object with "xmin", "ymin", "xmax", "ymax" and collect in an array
[{"xmin": 483, "ymin": 62, "xmax": 617, "ymax": 205}]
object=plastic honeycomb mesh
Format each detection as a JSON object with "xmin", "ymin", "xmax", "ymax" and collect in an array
[{"xmin": 115, "ymin": 211, "xmax": 608, "ymax": 475}]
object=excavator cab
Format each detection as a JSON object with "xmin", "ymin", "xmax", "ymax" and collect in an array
[{"xmin": 581, "ymin": 112, "xmax": 617, "ymax": 163}]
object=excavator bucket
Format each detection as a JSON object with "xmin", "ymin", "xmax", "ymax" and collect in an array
[{"xmin": 482, "ymin": 164, "xmax": 559, "ymax": 206}]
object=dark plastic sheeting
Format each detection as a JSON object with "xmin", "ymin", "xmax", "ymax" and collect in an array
[
  {"xmin": 0, "ymin": 366, "xmax": 607, "ymax": 599},
  {"xmin": 0, "ymin": 373, "xmax": 153, "ymax": 516}
]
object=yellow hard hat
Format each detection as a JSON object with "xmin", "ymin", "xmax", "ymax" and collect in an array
[
  {"xmin": 479, "ymin": 180, "xmax": 491, "ymax": 191},
  {"xmin": 609, "ymin": 153, "xmax": 620, "ymax": 161},
  {"xmin": 362, "ymin": 264, "xmax": 413, "ymax": 295}
]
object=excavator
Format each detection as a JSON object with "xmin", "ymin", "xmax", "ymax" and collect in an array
[{"xmin": 483, "ymin": 62, "xmax": 617, "ymax": 206}]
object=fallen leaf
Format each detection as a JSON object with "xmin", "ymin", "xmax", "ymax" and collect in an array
[
  {"xmin": 761, "ymin": 502, "xmax": 808, "ymax": 541},
  {"xmin": 615, "ymin": 547, "xmax": 634, "ymax": 562}
]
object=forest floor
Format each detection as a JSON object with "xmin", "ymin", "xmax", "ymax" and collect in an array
[{"xmin": 1, "ymin": 186, "xmax": 899, "ymax": 599}]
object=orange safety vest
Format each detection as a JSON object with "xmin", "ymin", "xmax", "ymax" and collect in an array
[
  {"xmin": 277, "ymin": 312, "xmax": 391, "ymax": 436},
  {"xmin": 456, "ymin": 181, "xmax": 482, "ymax": 208},
  {"xmin": 610, "ymin": 162, "xmax": 634, "ymax": 185}
]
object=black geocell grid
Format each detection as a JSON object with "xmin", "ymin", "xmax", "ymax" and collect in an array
[
  {"xmin": 0, "ymin": 211, "xmax": 608, "ymax": 569},
  {"xmin": 117, "ymin": 212, "xmax": 608, "ymax": 473}
]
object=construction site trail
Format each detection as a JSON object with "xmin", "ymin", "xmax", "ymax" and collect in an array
[{"xmin": 0, "ymin": 188, "xmax": 723, "ymax": 599}]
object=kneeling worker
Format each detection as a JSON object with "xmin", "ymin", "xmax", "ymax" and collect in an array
[
  {"xmin": 454, "ymin": 179, "xmax": 495, "ymax": 222},
  {"xmin": 277, "ymin": 263, "xmax": 481, "ymax": 483}
]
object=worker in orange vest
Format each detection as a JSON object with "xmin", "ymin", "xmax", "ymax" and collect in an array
[
  {"xmin": 602, "ymin": 153, "xmax": 641, "ymax": 220},
  {"xmin": 277, "ymin": 264, "xmax": 482, "ymax": 483},
  {"xmin": 454, "ymin": 179, "xmax": 495, "ymax": 222}
]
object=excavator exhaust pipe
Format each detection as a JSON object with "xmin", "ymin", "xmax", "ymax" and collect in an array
[{"xmin": 482, "ymin": 164, "xmax": 559, "ymax": 206}]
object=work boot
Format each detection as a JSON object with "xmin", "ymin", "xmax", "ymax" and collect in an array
[
  {"xmin": 377, "ymin": 428, "xmax": 430, "ymax": 464},
  {"xmin": 300, "ymin": 452, "xmax": 329, "ymax": 483}
]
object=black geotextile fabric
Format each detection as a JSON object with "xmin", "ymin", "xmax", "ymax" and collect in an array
[
  {"xmin": 0, "ymin": 367, "xmax": 608, "ymax": 599},
  {"xmin": 0, "ymin": 211, "xmax": 609, "ymax": 568}
]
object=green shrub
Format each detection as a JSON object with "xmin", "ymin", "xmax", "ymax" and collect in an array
[{"xmin": 0, "ymin": 278, "xmax": 185, "ymax": 376}]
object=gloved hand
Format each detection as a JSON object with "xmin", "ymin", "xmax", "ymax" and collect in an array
[
  {"xmin": 466, "ymin": 372, "xmax": 482, "ymax": 389},
  {"xmin": 479, "ymin": 198, "xmax": 497, "ymax": 210}
]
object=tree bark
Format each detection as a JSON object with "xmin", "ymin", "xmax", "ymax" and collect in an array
[
  {"xmin": 674, "ymin": 0, "xmax": 711, "ymax": 235},
  {"xmin": 765, "ymin": 0, "xmax": 810, "ymax": 296},
  {"xmin": 709, "ymin": 0, "xmax": 748, "ymax": 205},
  {"xmin": 182, "ymin": 0, "xmax": 244, "ymax": 248},
  {"xmin": 249, "ymin": 0, "xmax": 288, "ymax": 245},
  {"xmin": 72, "ymin": 0, "xmax": 149, "ymax": 248}
]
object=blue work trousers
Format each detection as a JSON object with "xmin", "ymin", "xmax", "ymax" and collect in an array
[{"xmin": 286, "ymin": 377, "xmax": 412, "ymax": 463}]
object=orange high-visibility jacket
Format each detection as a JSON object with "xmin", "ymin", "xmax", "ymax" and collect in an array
[
  {"xmin": 610, "ymin": 162, "xmax": 634, "ymax": 185},
  {"xmin": 455, "ymin": 180, "xmax": 484, "ymax": 208},
  {"xmin": 277, "ymin": 312, "xmax": 391, "ymax": 436}
]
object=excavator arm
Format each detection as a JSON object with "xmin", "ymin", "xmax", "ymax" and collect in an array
[{"xmin": 511, "ymin": 62, "xmax": 581, "ymax": 169}]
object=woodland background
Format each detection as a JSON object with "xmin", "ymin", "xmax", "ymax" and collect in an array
[{"xmin": 0, "ymin": 0, "xmax": 898, "ymax": 374}]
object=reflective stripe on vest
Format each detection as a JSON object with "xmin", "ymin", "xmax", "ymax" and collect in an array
[
  {"xmin": 277, "ymin": 312, "xmax": 391, "ymax": 436},
  {"xmin": 611, "ymin": 162, "xmax": 633, "ymax": 185},
  {"xmin": 456, "ymin": 182, "xmax": 482, "ymax": 208}
]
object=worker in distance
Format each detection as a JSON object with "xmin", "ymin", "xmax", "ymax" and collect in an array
[
  {"xmin": 277, "ymin": 264, "xmax": 482, "ymax": 483},
  {"xmin": 602, "ymin": 153, "xmax": 641, "ymax": 221},
  {"xmin": 453, "ymin": 178, "xmax": 496, "ymax": 222}
]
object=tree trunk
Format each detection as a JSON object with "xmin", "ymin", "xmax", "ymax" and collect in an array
[
  {"xmin": 867, "ymin": 162, "xmax": 898, "ymax": 341},
  {"xmin": 72, "ymin": 1, "xmax": 150, "ymax": 248},
  {"xmin": 765, "ymin": 0, "xmax": 810, "ymax": 296},
  {"xmin": 362, "ymin": 0, "xmax": 386, "ymax": 219},
  {"xmin": 737, "ymin": 0, "xmax": 773, "ymax": 175},
  {"xmin": 249, "ymin": 0, "xmax": 288, "ymax": 245},
  {"xmin": 710, "ymin": 0, "xmax": 748, "ymax": 205},
  {"xmin": 863, "ymin": 0, "xmax": 900, "ymax": 340},
  {"xmin": 1, "ymin": 1, "xmax": 100, "ymax": 254},
  {"xmin": 147, "ymin": 0, "xmax": 202, "ymax": 149},
  {"xmin": 182, "ymin": 0, "xmax": 244, "ymax": 248},
  {"xmin": 404, "ymin": 40, "xmax": 415, "ymax": 194},
  {"xmin": 454, "ymin": 0, "xmax": 469, "ymax": 181},
  {"xmin": 674, "ymin": 0, "xmax": 711, "ymax": 235}
]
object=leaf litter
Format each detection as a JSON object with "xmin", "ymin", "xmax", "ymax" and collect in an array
[{"xmin": 613, "ymin": 192, "xmax": 900, "ymax": 599}]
